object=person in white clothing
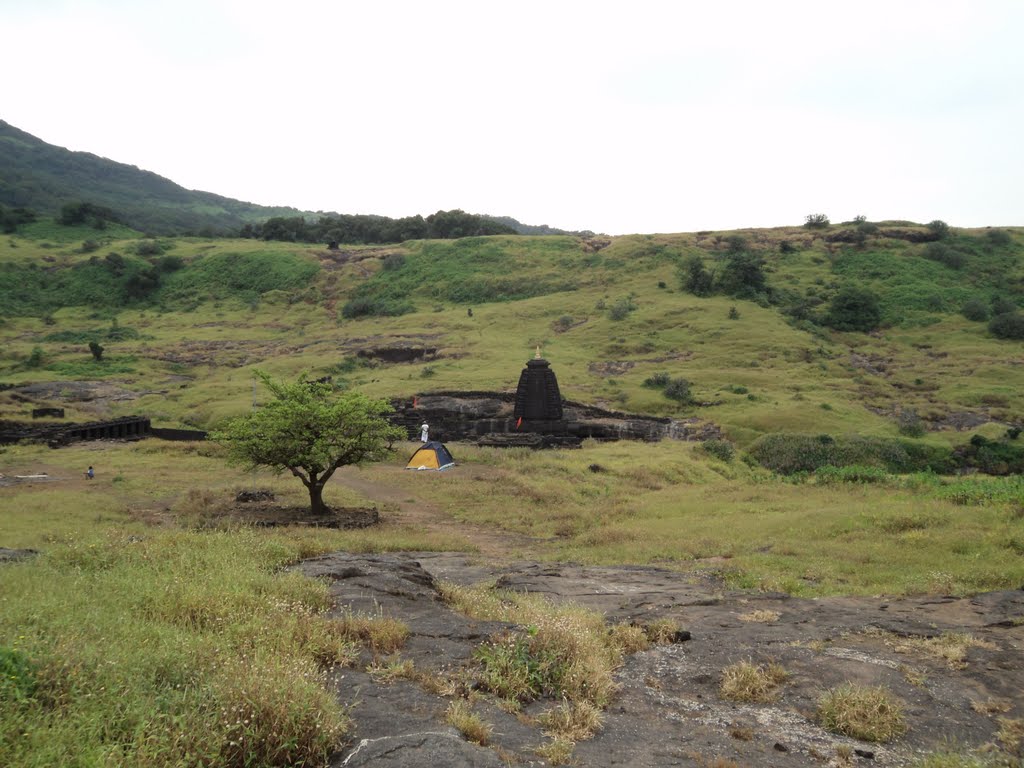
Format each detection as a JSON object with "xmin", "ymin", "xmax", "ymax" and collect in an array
[{"xmin": 420, "ymin": 423, "xmax": 429, "ymax": 442}]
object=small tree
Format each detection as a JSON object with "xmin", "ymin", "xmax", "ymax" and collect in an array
[
  {"xmin": 926, "ymin": 220, "xmax": 950, "ymax": 239},
  {"xmin": 681, "ymin": 255, "xmax": 714, "ymax": 297},
  {"xmin": 210, "ymin": 373, "xmax": 405, "ymax": 515},
  {"xmin": 804, "ymin": 213, "xmax": 830, "ymax": 229},
  {"xmin": 88, "ymin": 341, "xmax": 104, "ymax": 361},
  {"xmin": 717, "ymin": 251, "xmax": 767, "ymax": 299}
]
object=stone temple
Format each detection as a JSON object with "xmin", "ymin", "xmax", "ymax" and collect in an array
[
  {"xmin": 391, "ymin": 351, "xmax": 720, "ymax": 448},
  {"xmin": 514, "ymin": 349, "xmax": 563, "ymax": 423}
]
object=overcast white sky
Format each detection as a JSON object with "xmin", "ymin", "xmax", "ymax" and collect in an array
[{"xmin": 2, "ymin": 0, "xmax": 1021, "ymax": 234}]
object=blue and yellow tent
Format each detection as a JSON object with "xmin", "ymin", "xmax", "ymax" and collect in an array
[{"xmin": 405, "ymin": 441, "xmax": 456, "ymax": 471}]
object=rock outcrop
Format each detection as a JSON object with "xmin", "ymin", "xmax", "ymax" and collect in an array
[{"xmin": 296, "ymin": 552, "xmax": 1024, "ymax": 768}]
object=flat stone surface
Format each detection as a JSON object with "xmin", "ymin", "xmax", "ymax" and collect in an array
[{"xmin": 297, "ymin": 552, "xmax": 1024, "ymax": 767}]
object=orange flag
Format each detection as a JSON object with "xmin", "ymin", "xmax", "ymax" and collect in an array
[{"xmin": 516, "ymin": 417, "xmax": 522, "ymax": 430}]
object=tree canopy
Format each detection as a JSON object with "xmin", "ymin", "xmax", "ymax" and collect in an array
[{"xmin": 209, "ymin": 373, "xmax": 405, "ymax": 515}]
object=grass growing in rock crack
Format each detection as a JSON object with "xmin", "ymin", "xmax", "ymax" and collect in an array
[
  {"xmin": 444, "ymin": 699, "xmax": 493, "ymax": 745},
  {"xmin": 537, "ymin": 699, "xmax": 605, "ymax": 742},
  {"xmin": 535, "ymin": 737, "xmax": 575, "ymax": 766},
  {"xmin": 719, "ymin": 659, "xmax": 788, "ymax": 703},
  {"xmin": 365, "ymin": 655, "xmax": 416, "ymax": 683},
  {"xmin": 441, "ymin": 583, "xmax": 610, "ymax": 709},
  {"xmin": 334, "ymin": 610, "xmax": 409, "ymax": 656},
  {"xmin": 817, "ymin": 683, "xmax": 907, "ymax": 743},
  {"xmin": 437, "ymin": 581, "xmax": 674, "ymax": 741}
]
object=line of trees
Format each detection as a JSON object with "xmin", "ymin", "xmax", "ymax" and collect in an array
[{"xmin": 240, "ymin": 209, "xmax": 518, "ymax": 245}]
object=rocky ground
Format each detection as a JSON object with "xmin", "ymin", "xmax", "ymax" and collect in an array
[{"xmin": 296, "ymin": 549, "xmax": 1023, "ymax": 768}]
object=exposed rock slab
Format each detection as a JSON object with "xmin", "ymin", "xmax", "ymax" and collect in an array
[{"xmin": 297, "ymin": 552, "xmax": 1024, "ymax": 767}]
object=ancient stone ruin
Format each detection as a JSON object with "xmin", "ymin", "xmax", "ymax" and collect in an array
[{"xmin": 391, "ymin": 353, "xmax": 720, "ymax": 448}]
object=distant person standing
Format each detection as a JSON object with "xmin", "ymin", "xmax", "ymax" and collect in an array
[
  {"xmin": 86, "ymin": 466, "xmax": 94, "ymax": 480},
  {"xmin": 420, "ymin": 423, "xmax": 429, "ymax": 443}
]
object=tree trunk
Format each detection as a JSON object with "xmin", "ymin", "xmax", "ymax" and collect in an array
[{"xmin": 308, "ymin": 482, "xmax": 330, "ymax": 516}]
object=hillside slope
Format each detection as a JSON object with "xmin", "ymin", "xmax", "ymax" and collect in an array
[
  {"xmin": 0, "ymin": 120, "xmax": 307, "ymax": 235},
  {"xmin": 1, "ymin": 219, "xmax": 1022, "ymax": 458}
]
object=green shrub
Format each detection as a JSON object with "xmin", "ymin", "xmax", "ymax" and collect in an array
[
  {"xmin": 989, "ymin": 312, "xmax": 1024, "ymax": 340},
  {"xmin": 157, "ymin": 254, "xmax": 184, "ymax": 272},
  {"xmin": 957, "ymin": 435, "xmax": 1024, "ymax": 475},
  {"xmin": 663, "ymin": 378, "xmax": 693, "ymax": 404},
  {"xmin": 926, "ymin": 220, "xmax": 951, "ymax": 240},
  {"xmin": 717, "ymin": 251, "xmax": 767, "ymax": 299},
  {"xmin": 702, "ymin": 439, "xmax": 734, "ymax": 462},
  {"xmin": 823, "ymin": 286, "xmax": 882, "ymax": 332},
  {"xmin": 608, "ymin": 297, "xmax": 636, "ymax": 321},
  {"xmin": 25, "ymin": 346, "xmax": 44, "ymax": 368},
  {"xmin": 961, "ymin": 298, "xmax": 990, "ymax": 322},
  {"xmin": 133, "ymin": 239, "xmax": 166, "ymax": 256},
  {"xmin": 382, "ymin": 253, "xmax": 405, "ymax": 271},
  {"xmin": 992, "ymin": 297, "xmax": 1018, "ymax": 315},
  {"xmin": 804, "ymin": 213, "xmax": 830, "ymax": 229},
  {"xmin": 986, "ymin": 229, "xmax": 1012, "ymax": 247},
  {"xmin": 643, "ymin": 372, "xmax": 671, "ymax": 389},
  {"xmin": 680, "ymin": 255, "xmax": 714, "ymax": 297},
  {"xmin": 746, "ymin": 433, "xmax": 954, "ymax": 475}
]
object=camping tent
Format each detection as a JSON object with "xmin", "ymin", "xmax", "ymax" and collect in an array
[{"xmin": 405, "ymin": 440, "xmax": 455, "ymax": 471}]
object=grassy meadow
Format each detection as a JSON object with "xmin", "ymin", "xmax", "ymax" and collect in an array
[{"xmin": 2, "ymin": 218, "xmax": 1024, "ymax": 765}]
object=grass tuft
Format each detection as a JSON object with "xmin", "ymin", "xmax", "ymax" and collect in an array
[
  {"xmin": 817, "ymin": 683, "xmax": 907, "ymax": 742},
  {"xmin": 445, "ymin": 699, "xmax": 493, "ymax": 745},
  {"xmin": 719, "ymin": 659, "xmax": 788, "ymax": 703},
  {"xmin": 537, "ymin": 699, "xmax": 605, "ymax": 742}
]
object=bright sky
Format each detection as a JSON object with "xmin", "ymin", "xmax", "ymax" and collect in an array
[{"xmin": 2, "ymin": 0, "xmax": 1021, "ymax": 235}]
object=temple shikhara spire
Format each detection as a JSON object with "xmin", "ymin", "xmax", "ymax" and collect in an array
[{"xmin": 514, "ymin": 349, "xmax": 563, "ymax": 422}]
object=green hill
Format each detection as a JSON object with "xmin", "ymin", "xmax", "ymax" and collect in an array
[{"xmin": 0, "ymin": 120, "xmax": 308, "ymax": 235}]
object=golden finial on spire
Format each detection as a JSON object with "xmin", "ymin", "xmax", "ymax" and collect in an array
[{"xmin": 535, "ymin": 345, "xmax": 542, "ymax": 359}]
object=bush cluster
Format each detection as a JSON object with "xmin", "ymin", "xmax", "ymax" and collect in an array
[
  {"xmin": 642, "ymin": 373, "xmax": 693, "ymax": 404},
  {"xmin": 956, "ymin": 435, "xmax": 1024, "ymax": 475},
  {"xmin": 746, "ymin": 433, "xmax": 953, "ymax": 475},
  {"xmin": 989, "ymin": 311, "xmax": 1024, "ymax": 340}
]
